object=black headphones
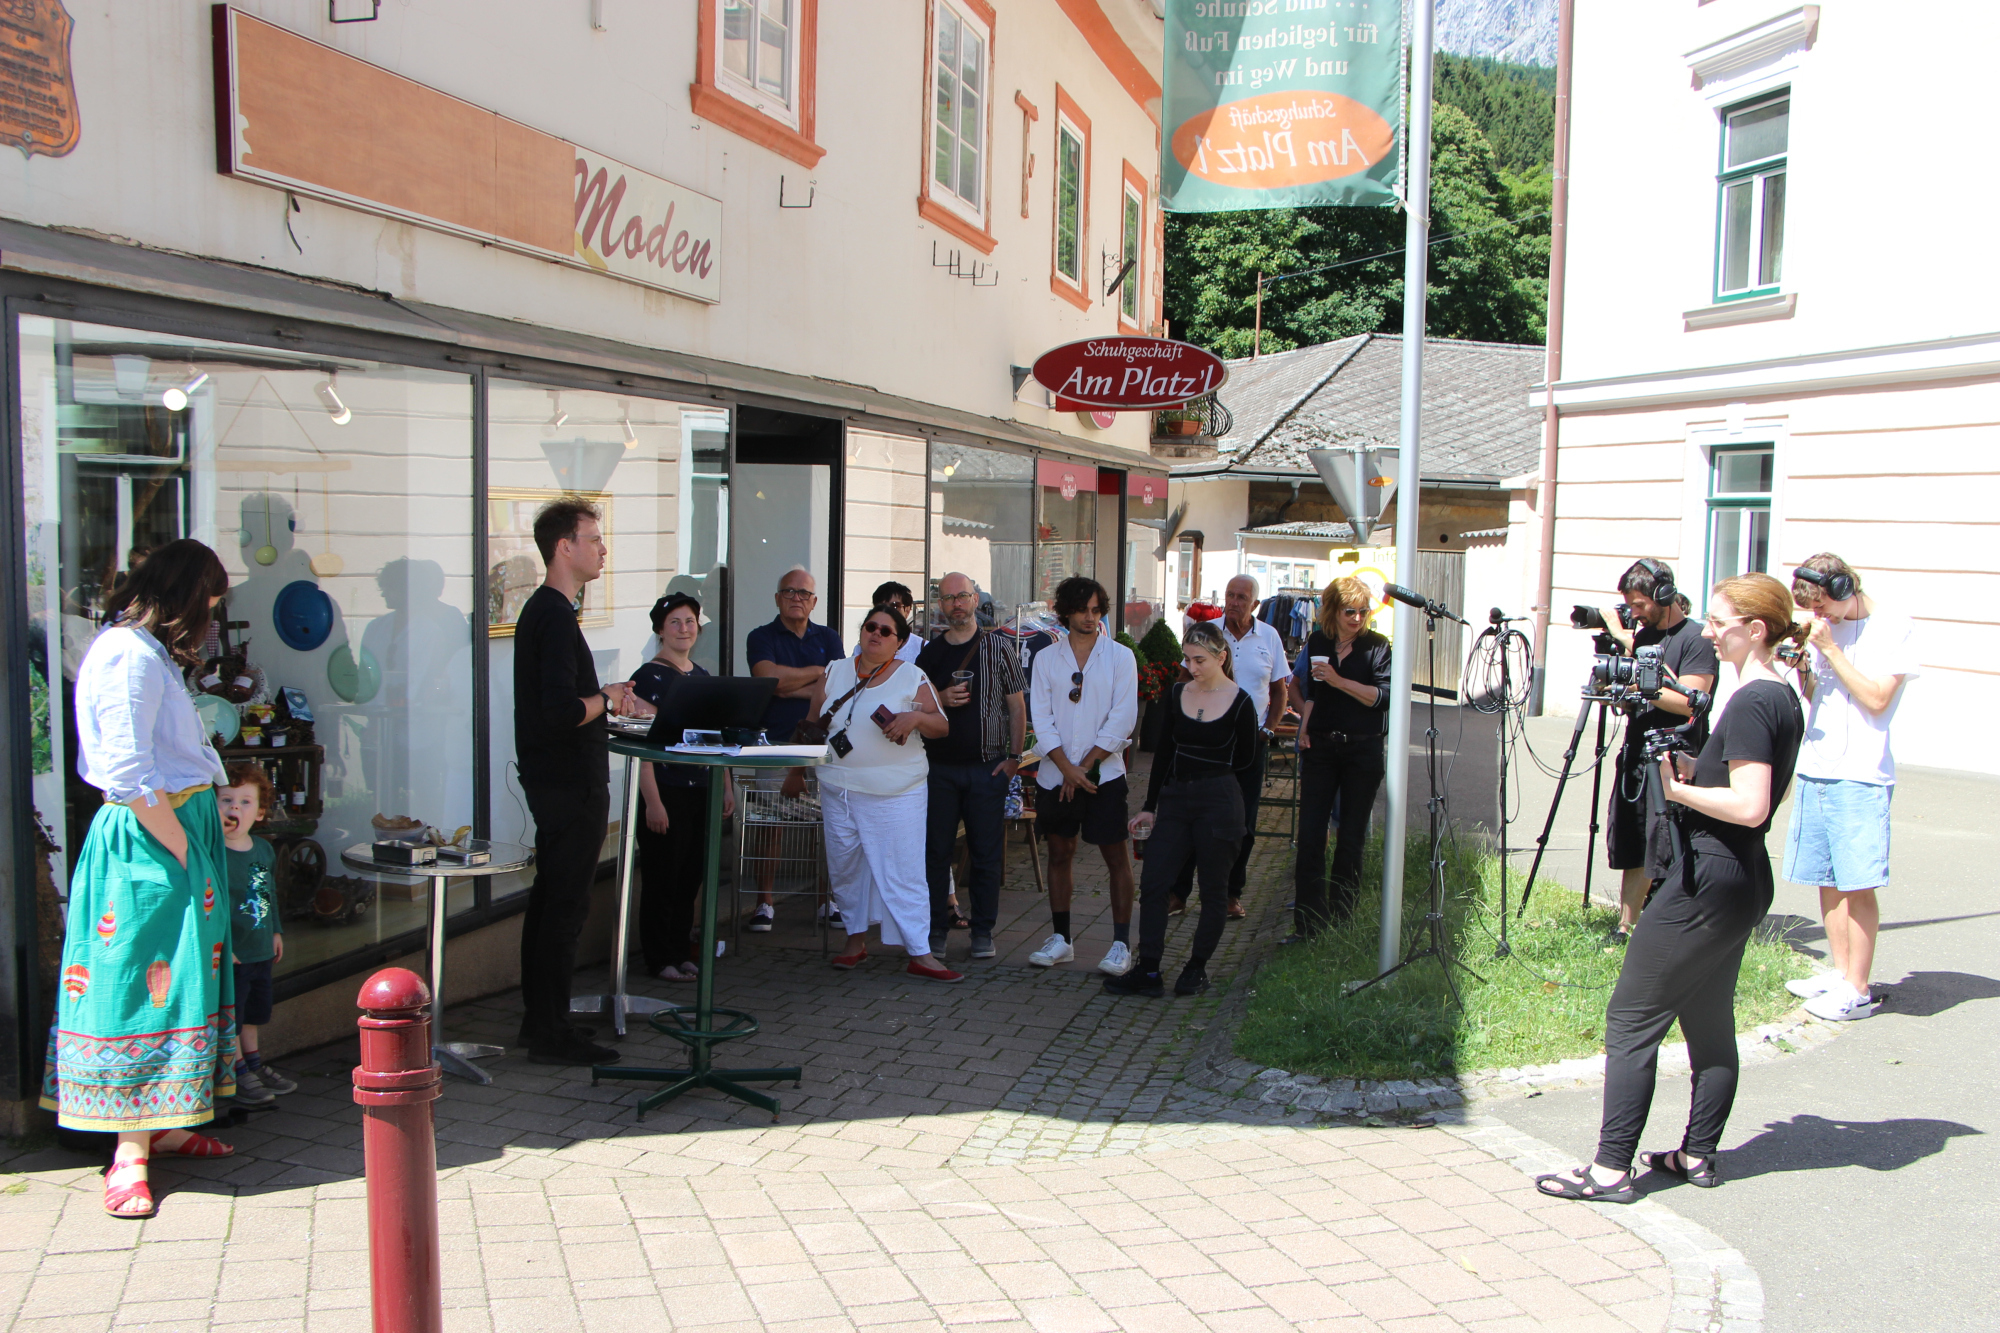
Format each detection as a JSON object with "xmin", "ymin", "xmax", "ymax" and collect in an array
[
  {"xmin": 1792, "ymin": 565, "xmax": 1857, "ymax": 602},
  {"xmin": 1632, "ymin": 557, "xmax": 1676, "ymax": 605}
]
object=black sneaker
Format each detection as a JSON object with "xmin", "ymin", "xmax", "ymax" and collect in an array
[
  {"xmin": 1102, "ymin": 968, "xmax": 1164, "ymax": 998},
  {"xmin": 969, "ymin": 933, "xmax": 996, "ymax": 960},
  {"xmin": 528, "ymin": 1032, "xmax": 622, "ymax": 1066},
  {"xmin": 1174, "ymin": 962, "xmax": 1210, "ymax": 997}
]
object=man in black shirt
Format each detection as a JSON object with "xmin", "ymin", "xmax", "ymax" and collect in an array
[
  {"xmin": 512, "ymin": 500, "xmax": 645, "ymax": 1066},
  {"xmin": 1600, "ymin": 558, "xmax": 1717, "ymax": 940},
  {"xmin": 917, "ymin": 572, "xmax": 1027, "ymax": 961}
]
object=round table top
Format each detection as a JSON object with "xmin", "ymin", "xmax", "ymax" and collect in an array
[
  {"xmin": 340, "ymin": 840, "xmax": 533, "ymax": 878},
  {"xmin": 609, "ymin": 737, "xmax": 829, "ymax": 769}
]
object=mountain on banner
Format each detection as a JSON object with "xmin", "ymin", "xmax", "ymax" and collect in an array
[{"xmin": 1435, "ymin": 0, "xmax": 1558, "ymax": 67}]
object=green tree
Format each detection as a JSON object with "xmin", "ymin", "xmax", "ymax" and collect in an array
[
  {"xmin": 1433, "ymin": 54, "xmax": 1556, "ymax": 175},
  {"xmin": 1164, "ymin": 103, "xmax": 1546, "ymax": 354}
]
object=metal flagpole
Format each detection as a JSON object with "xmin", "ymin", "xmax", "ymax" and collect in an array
[{"xmin": 1378, "ymin": 0, "xmax": 1437, "ymax": 975}]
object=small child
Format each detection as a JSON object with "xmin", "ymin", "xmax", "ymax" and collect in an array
[{"xmin": 218, "ymin": 762, "xmax": 297, "ymax": 1107}]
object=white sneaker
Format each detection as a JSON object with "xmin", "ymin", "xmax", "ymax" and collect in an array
[
  {"xmin": 817, "ymin": 903, "xmax": 844, "ymax": 929},
  {"xmin": 1098, "ymin": 941, "xmax": 1133, "ymax": 976},
  {"xmin": 1805, "ymin": 982, "xmax": 1878, "ymax": 1022},
  {"xmin": 1786, "ymin": 974, "xmax": 1840, "ymax": 1000},
  {"xmin": 1028, "ymin": 934, "xmax": 1074, "ymax": 967},
  {"xmin": 747, "ymin": 904, "xmax": 775, "ymax": 932}
]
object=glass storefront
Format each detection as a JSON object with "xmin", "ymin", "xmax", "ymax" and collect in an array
[
  {"xmin": 929, "ymin": 442, "xmax": 1034, "ymax": 619},
  {"xmin": 18, "ymin": 317, "xmax": 476, "ymax": 977},
  {"xmin": 1033, "ymin": 458, "xmax": 1097, "ymax": 603}
]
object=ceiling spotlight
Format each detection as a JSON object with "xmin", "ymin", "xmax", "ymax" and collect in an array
[
  {"xmin": 546, "ymin": 390, "xmax": 568, "ymax": 429},
  {"xmin": 621, "ymin": 416, "xmax": 638, "ymax": 449},
  {"xmin": 160, "ymin": 371, "xmax": 208, "ymax": 413},
  {"xmin": 315, "ymin": 377, "xmax": 351, "ymax": 426}
]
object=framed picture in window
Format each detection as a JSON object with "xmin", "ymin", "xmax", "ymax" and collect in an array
[{"xmin": 485, "ymin": 488, "xmax": 613, "ymax": 636}]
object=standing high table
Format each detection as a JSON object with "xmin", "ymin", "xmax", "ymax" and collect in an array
[
  {"xmin": 341, "ymin": 841, "xmax": 531, "ymax": 1085},
  {"xmin": 593, "ymin": 739, "xmax": 826, "ymax": 1120}
]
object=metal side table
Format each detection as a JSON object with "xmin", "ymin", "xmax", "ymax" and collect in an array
[
  {"xmin": 593, "ymin": 740, "xmax": 826, "ymax": 1120},
  {"xmin": 341, "ymin": 841, "xmax": 532, "ymax": 1085}
]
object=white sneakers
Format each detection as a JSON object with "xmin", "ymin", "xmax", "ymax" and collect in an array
[
  {"xmin": 1098, "ymin": 941, "xmax": 1133, "ymax": 976},
  {"xmin": 816, "ymin": 903, "xmax": 844, "ymax": 930},
  {"xmin": 1805, "ymin": 981, "xmax": 1879, "ymax": 1022},
  {"xmin": 1786, "ymin": 974, "xmax": 1839, "ymax": 999},
  {"xmin": 1028, "ymin": 934, "xmax": 1075, "ymax": 967},
  {"xmin": 747, "ymin": 903, "xmax": 775, "ymax": 932}
]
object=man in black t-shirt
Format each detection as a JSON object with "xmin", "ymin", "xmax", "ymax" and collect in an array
[
  {"xmin": 512, "ymin": 500, "xmax": 648, "ymax": 1066},
  {"xmin": 917, "ymin": 573, "xmax": 1027, "ymax": 962},
  {"xmin": 1601, "ymin": 558, "xmax": 1718, "ymax": 940}
]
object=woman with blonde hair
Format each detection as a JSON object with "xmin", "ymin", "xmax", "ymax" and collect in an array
[
  {"xmin": 1104, "ymin": 622, "xmax": 1258, "ymax": 998},
  {"xmin": 1537, "ymin": 573, "xmax": 1806, "ymax": 1202},
  {"xmin": 1289, "ymin": 575, "xmax": 1393, "ymax": 939}
]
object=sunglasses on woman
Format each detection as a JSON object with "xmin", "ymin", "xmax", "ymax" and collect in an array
[{"xmin": 861, "ymin": 622, "xmax": 898, "ymax": 637}]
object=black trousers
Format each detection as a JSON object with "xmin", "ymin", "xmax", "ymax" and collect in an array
[
  {"xmin": 519, "ymin": 779, "xmax": 610, "ymax": 1039},
  {"xmin": 925, "ymin": 761, "xmax": 1010, "ymax": 946},
  {"xmin": 1595, "ymin": 830, "xmax": 1773, "ymax": 1171},
  {"xmin": 636, "ymin": 783, "xmax": 709, "ymax": 974},
  {"xmin": 1294, "ymin": 736, "xmax": 1385, "ymax": 935},
  {"xmin": 1172, "ymin": 733, "xmax": 1266, "ymax": 901},
  {"xmin": 1138, "ymin": 776, "xmax": 1245, "ymax": 964}
]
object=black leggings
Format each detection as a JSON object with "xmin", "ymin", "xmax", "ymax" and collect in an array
[
  {"xmin": 1137, "ymin": 776, "xmax": 1246, "ymax": 966},
  {"xmin": 1595, "ymin": 831, "xmax": 1774, "ymax": 1172},
  {"xmin": 636, "ymin": 784, "xmax": 710, "ymax": 974}
]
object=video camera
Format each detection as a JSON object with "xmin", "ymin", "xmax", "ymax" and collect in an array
[{"xmin": 1637, "ymin": 679, "xmax": 1713, "ymax": 821}]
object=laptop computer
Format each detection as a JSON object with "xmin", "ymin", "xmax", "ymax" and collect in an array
[{"xmin": 640, "ymin": 674, "xmax": 779, "ymax": 746}]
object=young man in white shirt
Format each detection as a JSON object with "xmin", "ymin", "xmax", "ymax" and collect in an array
[
  {"xmin": 1782, "ymin": 554, "xmax": 1917, "ymax": 1022},
  {"xmin": 1169, "ymin": 574, "xmax": 1286, "ymax": 918},
  {"xmin": 1027, "ymin": 576, "xmax": 1140, "ymax": 974}
]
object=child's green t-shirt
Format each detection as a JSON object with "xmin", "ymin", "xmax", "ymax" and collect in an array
[{"xmin": 226, "ymin": 837, "xmax": 280, "ymax": 963}]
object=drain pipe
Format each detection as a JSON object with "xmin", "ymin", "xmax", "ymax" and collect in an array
[{"xmin": 1530, "ymin": 0, "xmax": 1576, "ymax": 716}]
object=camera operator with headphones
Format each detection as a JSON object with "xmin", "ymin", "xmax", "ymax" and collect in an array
[{"xmin": 1600, "ymin": 559, "xmax": 1718, "ymax": 943}]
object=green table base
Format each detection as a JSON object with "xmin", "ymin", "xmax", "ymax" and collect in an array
[
  {"xmin": 593, "ymin": 1006, "xmax": 800, "ymax": 1119},
  {"xmin": 591, "ymin": 741, "xmax": 821, "ymax": 1121}
]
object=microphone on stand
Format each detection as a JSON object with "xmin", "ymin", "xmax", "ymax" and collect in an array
[{"xmin": 1383, "ymin": 582, "xmax": 1469, "ymax": 626}]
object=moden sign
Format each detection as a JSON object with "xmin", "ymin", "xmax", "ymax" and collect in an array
[{"xmin": 1030, "ymin": 337, "xmax": 1227, "ymax": 410}]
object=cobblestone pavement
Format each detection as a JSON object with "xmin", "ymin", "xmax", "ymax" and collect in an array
[{"xmin": 0, "ymin": 759, "xmax": 1676, "ymax": 1332}]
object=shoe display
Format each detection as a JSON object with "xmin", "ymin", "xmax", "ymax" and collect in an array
[
  {"xmin": 1098, "ymin": 941, "xmax": 1133, "ymax": 976},
  {"xmin": 256, "ymin": 1064, "xmax": 300, "ymax": 1095},
  {"xmin": 1174, "ymin": 961, "xmax": 1210, "ymax": 997},
  {"xmin": 907, "ymin": 958, "xmax": 964, "ymax": 983},
  {"xmin": 1027, "ymin": 934, "xmax": 1074, "ymax": 967},
  {"xmin": 748, "ymin": 904, "xmax": 776, "ymax": 932},
  {"xmin": 969, "ymin": 933, "xmax": 997, "ymax": 960},
  {"xmin": 528, "ymin": 1033, "xmax": 621, "ymax": 1066},
  {"xmin": 1805, "ymin": 982, "xmax": 1878, "ymax": 1022},
  {"xmin": 1786, "ymin": 974, "xmax": 1839, "ymax": 1000},
  {"xmin": 232, "ymin": 1066, "xmax": 276, "ymax": 1107},
  {"xmin": 1102, "ymin": 966, "xmax": 1164, "ymax": 997}
]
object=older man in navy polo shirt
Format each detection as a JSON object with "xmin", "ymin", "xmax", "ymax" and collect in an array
[{"xmin": 745, "ymin": 566, "xmax": 844, "ymax": 931}]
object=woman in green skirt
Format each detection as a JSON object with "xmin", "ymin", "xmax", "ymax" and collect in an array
[{"xmin": 42, "ymin": 539, "xmax": 240, "ymax": 1218}]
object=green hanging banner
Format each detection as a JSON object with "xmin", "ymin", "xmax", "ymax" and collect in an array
[{"xmin": 1161, "ymin": 0, "xmax": 1404, "ymax": 214}]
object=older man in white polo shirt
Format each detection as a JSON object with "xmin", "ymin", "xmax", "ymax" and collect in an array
[{"xmin": 1170, "ymin": 573, "xmax": 1287, "ymax": 919}]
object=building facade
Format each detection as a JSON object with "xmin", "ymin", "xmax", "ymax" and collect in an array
[
  {"xmin": 1544, "ymin": 1, "xmax": 1995, "ymax": 773},
  {"xmin": 0, "ymin": 0, "xmax": 1174, "ymax": 1117}
]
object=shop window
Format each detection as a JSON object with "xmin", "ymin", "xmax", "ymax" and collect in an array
[
  {"xmin": 1706, "ymin": 445, "xmax": 1774, "ymax": 587},
  {"xmin": 484, "ymin": 384, "xmax": 729, "ymax": 900},
  {"xmin": 1716, "ymin": 93, "xmax": 1787, "ymax": 300},
  {"xmin": 16, "ymin": 317, "xmax": 476, "ymax": 980},
  {"xmin": 929, "ymin": 442, "xmax": 1034, "ymax": 621},
  {"xmin": 1050, "ymin": 87, "xmax": 1090, "ymax": 310},
  {"xmin": 1035, "ymin": 461, "xmax": 1097, "ymax": 605},
  {"xmin": 692, "ymin": 0, "xmax": 824, "ymax": 167}
]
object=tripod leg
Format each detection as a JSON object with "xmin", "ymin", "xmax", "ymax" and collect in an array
[
  {"xmin": 1583, "ymin": 705, "xmax": 1612, "ymax": 911},
  {"xmin": 1517, "ymin": 699, "xmax": 1593, "ymax": 917}
]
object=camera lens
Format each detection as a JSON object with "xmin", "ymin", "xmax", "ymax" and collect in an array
[{"xmin": 1571, "ymin": 605, "xmax": 1605, "ymax": 631}]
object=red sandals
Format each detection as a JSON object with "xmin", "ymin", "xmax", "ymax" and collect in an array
[
  {"xmin": 150, "ymin": 1128, "xmax": 235, "ymax": 1158},
  {"xmin": 829, "ymin": 945, "xmax": 868, "ymax": 970},
  {"xmin": 103, "ymin": 1158, "xmax": 154, "ymax": 1219}
]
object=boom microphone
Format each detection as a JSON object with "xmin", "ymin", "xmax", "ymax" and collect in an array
[{"xmin": 1383, "ymin": 582, "xmax": 1469, "ymax": 625}]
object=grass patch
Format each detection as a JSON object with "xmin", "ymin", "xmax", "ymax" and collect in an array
[{"xmin": 1236, "ymin": 830, "xmax": 1815, "ymax": 1081}]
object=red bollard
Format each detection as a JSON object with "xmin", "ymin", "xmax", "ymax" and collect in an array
[{"xmin": 353, "ymin": 967, "xmax": 444, "ymax": 1333}]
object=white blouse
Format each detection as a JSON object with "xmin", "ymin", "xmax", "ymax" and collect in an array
[
  {"xmin": 76, "ymin": 624, "xmax": 228, "ymax": 805},
  {"xmin": 816, "ymin": 658, "xmax": 933, "ymax": 797}
]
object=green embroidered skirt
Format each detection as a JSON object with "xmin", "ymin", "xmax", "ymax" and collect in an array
[{"xmin": 41, "ymin": 787, "xmax": 239, "ymax": 1131}]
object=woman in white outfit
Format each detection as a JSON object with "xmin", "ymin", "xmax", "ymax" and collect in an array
[{"xmin": 789, "ymin": 604, "xmax": 960, "ymax": 982}]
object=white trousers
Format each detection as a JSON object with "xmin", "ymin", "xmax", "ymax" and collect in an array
[{"xmin": 820, "ymin": 783, "xmax": 932, "ymax": 955}]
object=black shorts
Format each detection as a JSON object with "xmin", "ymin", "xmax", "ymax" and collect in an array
[
  {"xmin": 1606, "ymin": 747, "xmax": 1673, "ymax": 879},
  {"xmin": 1036, "ymin": 775, "xmax": 1130, "ymax": 845},
  {"xmin": 234, "ymin": 958, "xmax": 275, "ymax": 1027}
]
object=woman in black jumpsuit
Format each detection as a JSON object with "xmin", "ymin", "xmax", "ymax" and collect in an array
[{"xmin": 1538, "ymin": 573, "xmax": 1807, "ymax": 1201}]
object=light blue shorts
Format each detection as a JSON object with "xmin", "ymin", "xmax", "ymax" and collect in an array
[{"xmin": 1782, "ymin": 776, "xmax": 1892, "ymax": 890}]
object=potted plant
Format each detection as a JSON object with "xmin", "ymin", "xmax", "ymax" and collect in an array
[{"xmin": 1155, "ymin": 405, "xmax": 1205, "ymax": 437}]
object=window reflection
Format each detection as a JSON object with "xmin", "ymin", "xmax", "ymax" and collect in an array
[{"xmin": 930, "ymin": 443, "xmax": 1033, "ymax": 619}]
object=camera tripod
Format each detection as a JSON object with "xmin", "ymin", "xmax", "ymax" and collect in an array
[
  {"xmin": 1350, "ymin": 600, "xmax": 1482, "ymax": 1008},
  {"xmin": 1515, "ymin": 692, "xmax": 1623, "ymax": 918}
]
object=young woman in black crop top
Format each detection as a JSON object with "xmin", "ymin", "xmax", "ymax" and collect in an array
[
  {"xmin": 1537, "ymin": 574, "xmax": 1806, "ymax": 1203},
  {"xmin": 1103, "ymin": 623, "xmax": 1258, "ymax": 998}
]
